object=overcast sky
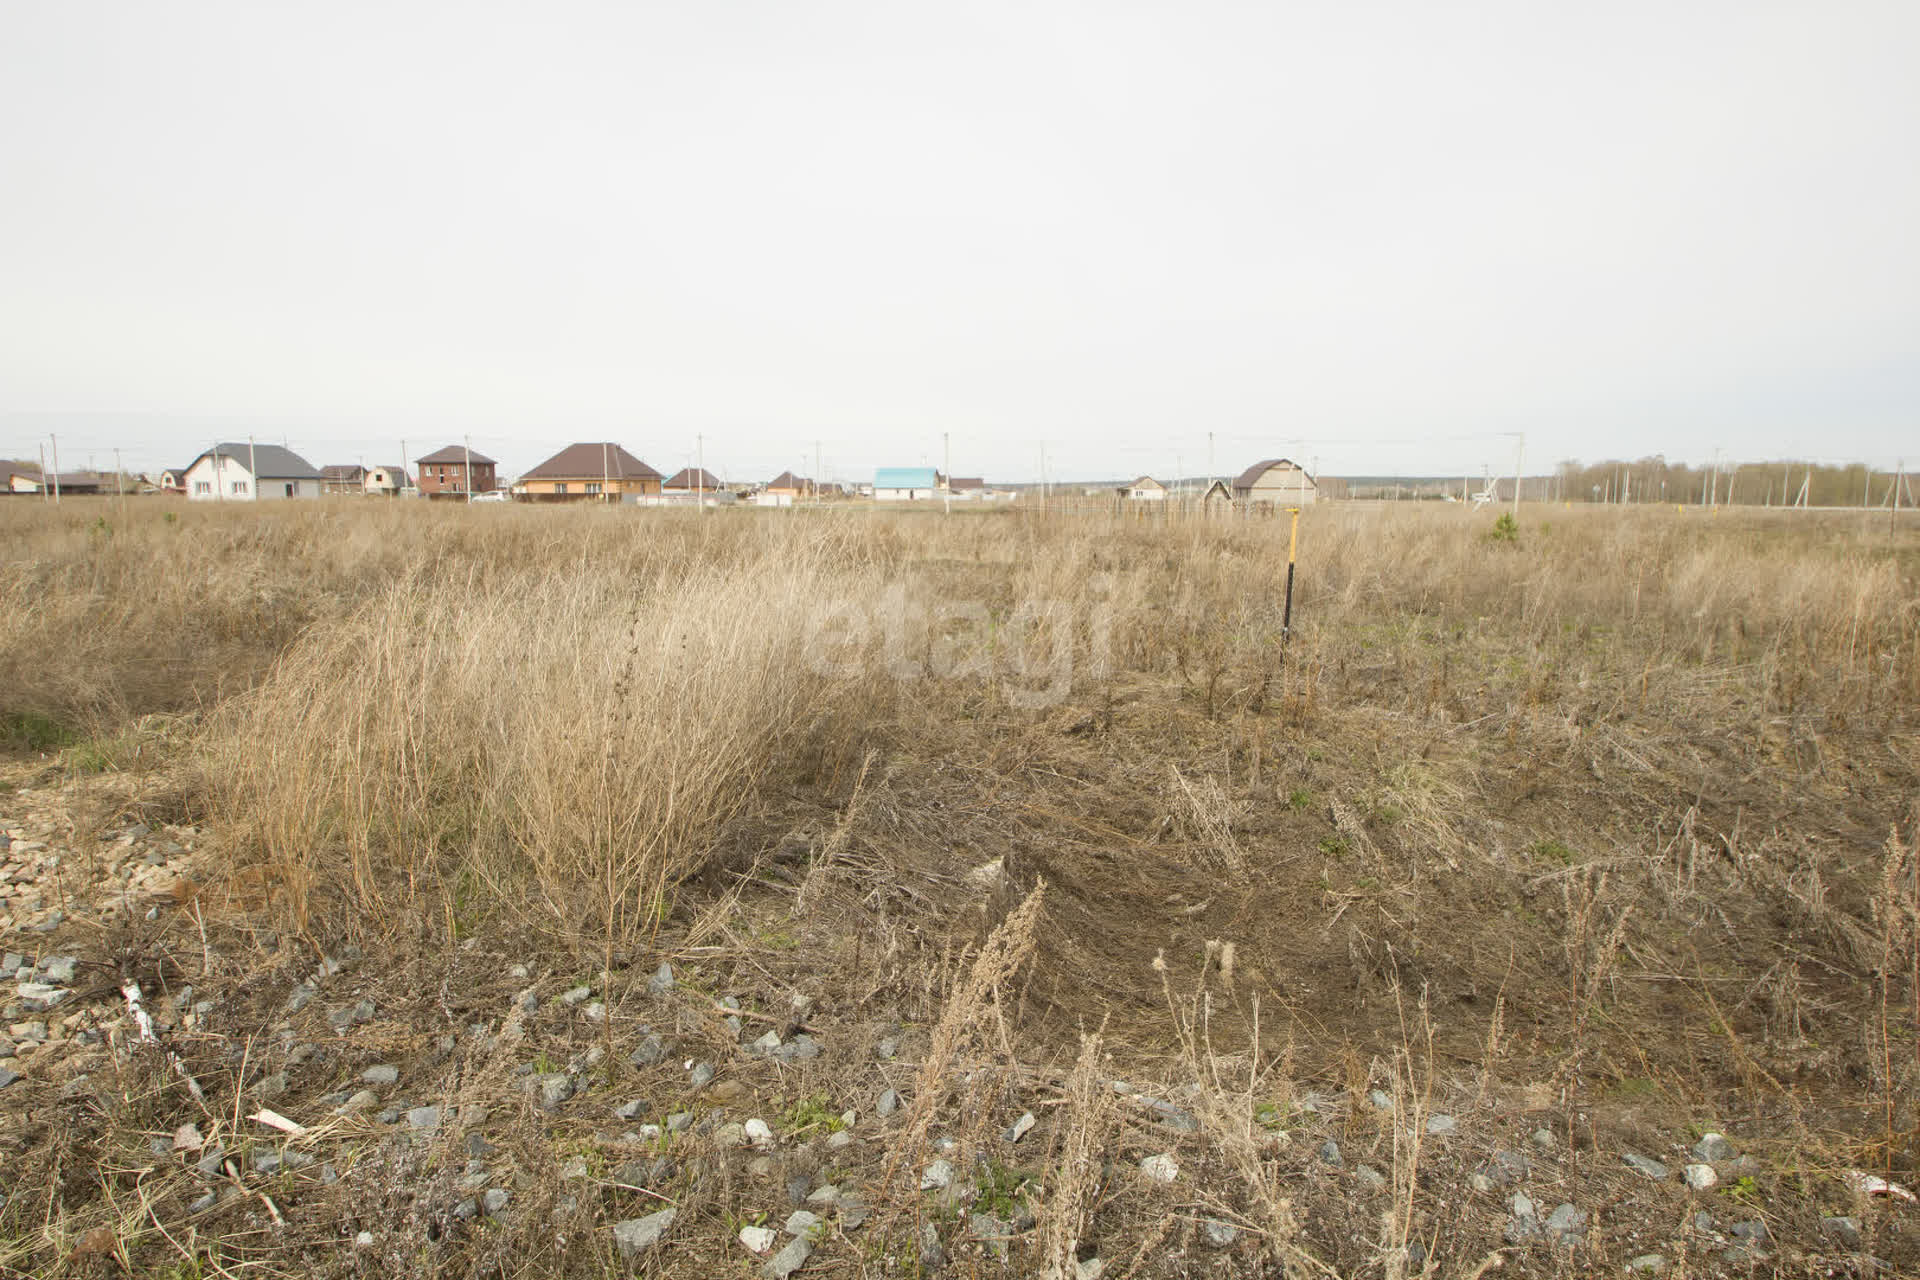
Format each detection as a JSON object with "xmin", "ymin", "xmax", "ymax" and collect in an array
[{"xmin": 3, "ymin": 1, "xmax": 1915, "ymax": 482}]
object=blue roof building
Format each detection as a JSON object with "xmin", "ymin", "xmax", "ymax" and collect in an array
[{"xmin": 874, "ymin": 467, "xmax": 942, "ymax": 499}]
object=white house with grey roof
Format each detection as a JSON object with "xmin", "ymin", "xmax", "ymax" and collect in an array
[{"xmin": 182, "ymin": 443, "xmax": 324, "ymax": 501}]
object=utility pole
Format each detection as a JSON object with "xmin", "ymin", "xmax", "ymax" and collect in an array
[
  {"xmin": 400, "ymin": 440, "xmax": 410, "ymax": 495},
  {"xmin": 38, "ymin": 444, "xmax": 49, "ymax": 502},
  {"xmin": 114, "ymin": 447, "xmax": 124, "ymax": 505},
  {"xmin": 50, "ymin": 434, "xmax": 62, "ymax": 503},
  {"xmin": 1208, "ymin": 431, "xmax": 1215, "ymax": 493},
  {"xmin": 815, "ymin": 440, "xmax": 823, "ymax": 507},
  {"xmin": 1510, "ymin": 432, "xmax": 1524, "ymax": 517},
  {"xmin": 464, "ymin": 435, "xmax": 476, "ymax": 502},
  {"xmin": 943, "ymin": 432, "xmax": 951, "ymax": 515},
  {"xmin": 248, "ymin": 435, "xmax": 258, "ymax": 502},
  {"xmin": 697, "ymin": 433, "xmax": 705, "ymax": 513}
]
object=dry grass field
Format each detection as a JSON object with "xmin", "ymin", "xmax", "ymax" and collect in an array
[{"xmin": 1, "ymin": 496, "xmax": 1917, "ymax": 1278}]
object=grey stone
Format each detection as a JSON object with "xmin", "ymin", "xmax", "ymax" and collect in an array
[
  {"xmin": 918, "ymin": 1222, "xmax": 946, "ymax": 1270},
  {"xmin": 1627, "ymin": 1256, "xmax": 1666, "ymax": 1274},
  {"xmin": 189, "ymin": 1191, "xmax": 217, "ymax": 1213},
  {"xmin": 922, "ymin": 1158, "xmax": 954, "ymax": 1190},
  {"xmin": 1504, "ymin": 1193, "xmax": 1541, "ymax": 1244},
  {"xmin": 17, "ymin": 982, "xmax": 66, "ymax": 1011},
  {"xmin": 612, "ymin": 1208, "xmax": 677, "ymax": 1258},
  {"xmin": 559, "ymin": 1155, "xmax": 589, "ymax": 1179},
  {"xmin": 689, "ymin": 1061, "xmax": 715, "ymax": 1088},
  {"xmin": 466, "ymin": 1132, "xmax": 497, "ymax": 1158},
  {"xmin": 515, "ymin": 990, "xmax": 538, "ymax": 1014},
  {"xmin": 1822, "ymin": 1216, "xmax": 1862, "ymax": 1249},
  {"xmin": 532, "ymin": 1072, "xmax": 574, "ymax": 1109},
  {"xmin": 252, "ymin": 1149, "xmax": 284, "ymax": 1175},
  {"xmin": 1201, "ymin": 1218, "xmax": 1238, "ymax": 1248},
  {"xmin": 250, "ymin": 1071, "xmax": 288, "ymax": 1100},
  {"xmin": 1531, "ymin": 1127, "xmax": 1556, "ymax": 1149},
  {"xmin": 1729, "ymin": 1220, "xmax": 1770, "ymax": 1245},
  {"xmin": 1145, "ymin": 1097, "xmax": 1199, "ymax": 1133},
  {"xmin": 321, "ymin": 1163, "xmax": 338, "ymax": 1184},
  {"xmin": 1355, "ymin": 1164, "xmax": 1388, "ymax": 1191},
  {"xmin": 559, "ymin": 985, "xmax": 592, "ymax": 1006},
  {"xmin": 745, "ymin": 1117, "xmax": 774, "ymax": 1147},
  {"xmin": 451, "ymin": 1197, "xmax": 478, "ymax": 1220},
  {"xmin": 740, "ymin": 1225, "xmax": 778, "ymax": 1253},
  {"xmin": 647, "ymin": 963, "xmax": 675, "ymax": 996},
  {"xmin": 0, "ymin": 954, "xmax": 21, "ymax": 974},
  {"xmin": 1369, "ymin": 1089, "xmax": 1394, "ymax": 1110},
  {"xmin": 750, "ymin": 1030, "xmax": 782, "ymax": 1055},
  {"xmin": 783, "ymin": 1209, "xmax": 819, "ymax": 1236},
  {"xmin": 614, "ymin": 1098, "xmax": 645, "ymax": 1120},
  {"xmin": 0, "ymin": 1066, "xmax": 17, "ymax": 1090},
  {"xmin": 361, "ymin": 1064, "xmax": 399, "ymax": 1086},
  {"xmin": 630, "ymin": 1034, "xmax": 666, "ymax": 1067},
  {"xmin": 807, "ymin": 1184, "xmax": 839, "ymax": 1207},
  {"xmin": 666, "ymin": 1110, "xmax": 693, "ymax": 1134},
  {"xmin": 1318, "ymin": 1139, "xmax": 1343, "ymax": 1167},
  {"xmin": 1692, "ymin": 1132, "xmax": 1737, "ymax": 1163},
  {"xmin": 970, "ymin": 1213, "xmax": 1011, "ymax": 1259},
  {"xmin": 773, "ymin": 1035, "xmax": 822, "ymax": 1062},
  {"xmin": 1622, "ymin": 1152, "xmax": 1669, "ymax": 1180},
  {"xmin": 876, "ymin": 1088, "xmax": 900, "ymax": 1117},
  {"xmin": 1425, "ymin": 1113, "xmax": 1457, "ymax": 1136},
  {"xmin": 1005, "ymin": 1111, "xmax": 1035, "ymax": 1142},
  {"xmin": 1545, "ymin": 1203, "xmax": 1587, "ymax": 1239},
  {"xmin": 40, "ymin": 957, "xmax": 76, "ymax": 983},
  {"xmin": 841, "ymin": 1196, "xmax": 870, "ymax": 1230},
  {"xmin": 1469, "ymin": 1173, "xmax": 1496, "ymax": 1193},
  {"xmin": 788, "ymin": 1175, "xmax": 813, "ymax": 1205},
  {"xmin": 716, "ymin": 1123, "xmax": 747, "ymax": 1148},
  {"xmin": 1492, "ymin": 1149, "xmax": 1529, "ymax": 1180},
  {"xmin": 195, "ymin": 1147, "xmax": 228, "ymax": 1178},
  {"xmin": 765, "ymin": 1235, "xmax": 813, "ymax": 1279},
  {"xmin": 1691, "ymin": 1211, "xmax": 1717, "ymax": 1233},
  {"xmin": 876, "ymin": 1036, "xmax": 898, "ymax": 1059},
  {"xmin": 482, "ymin": 1188, "xmax": 510, "ymax": 1215},
  {"xmin": 406, "ymin": 1106, "xmax": 442, "ymax": 1132},
  {"xmin": 1683, "ymin": 1163, "xmax": 1718, "ymax": 1190}
]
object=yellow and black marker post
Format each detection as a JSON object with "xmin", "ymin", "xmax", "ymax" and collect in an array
[{"xmin": 1282, "ymin": 506, "xmax": 1301, "ymax": 642}]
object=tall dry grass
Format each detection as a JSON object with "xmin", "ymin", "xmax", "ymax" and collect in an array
[
  {"xmin": 198, "ymin": 539, "xmax": 883, "ymax": 949},
  {"xmin": 3, "ymin": 497, "xmax": 1915, "ymax": 950}
]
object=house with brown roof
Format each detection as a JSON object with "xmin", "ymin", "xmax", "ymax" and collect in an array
[
  {"xmin": 663, "ymin": 467, "xmax": 725, "ymax": 495},
  {"xmin": 1230, "ymin": 458, "xmax": 1318, "ymax": 506},
  {"xmin": 321, "ymin": 464, "xmax": 369, "ymax": 495},
  {"xmin": 517, "ymin": 443, "xmax": 661, "ymax": 501},
  {"xmin": 1120, "ymin": 475, "xmax": 1167, "ymax": 501},
  {"xmin": 416, "ymin": 446, "xmax": 496, "ymax": 498},
  {"xmin": 4, "ymin": 465, "xmax": 44, "ymax": 494}
]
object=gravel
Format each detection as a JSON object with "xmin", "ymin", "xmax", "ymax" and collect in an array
[
  {"xmin": 1692, "ymin": 1133, "xmax": 1737, "ymax": 1163},
  {"xmin": 612, "ymin": 1208, "xmax": 677, "ymax": 1258},
  {"xmin": 1622, "ymin": 1152, "xmax": 1669, "ymax": 1180}
]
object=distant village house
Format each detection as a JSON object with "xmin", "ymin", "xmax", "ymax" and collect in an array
[
  {"xmin": 516, "ymin": 443, "xmax": 661, "ymax": 501},
  {"xmin": 182, "ymin": 444, "xmax": 323, "ymax": 500},
  {"xmin": 415, "ymin": 446, "xmax": 497, "ymax": 498},
  {"xmin": 1230, "ymin": 458, "xmax": 1318, "ymax": 506},
  {"xmin": 874, "ymin": 467, "xmax": 942, "ymax": 500}
]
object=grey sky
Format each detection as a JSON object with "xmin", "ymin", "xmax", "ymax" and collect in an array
[{"xmin": 3, "ymin": 0, "xmax": 1915, "ymax": 483}]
